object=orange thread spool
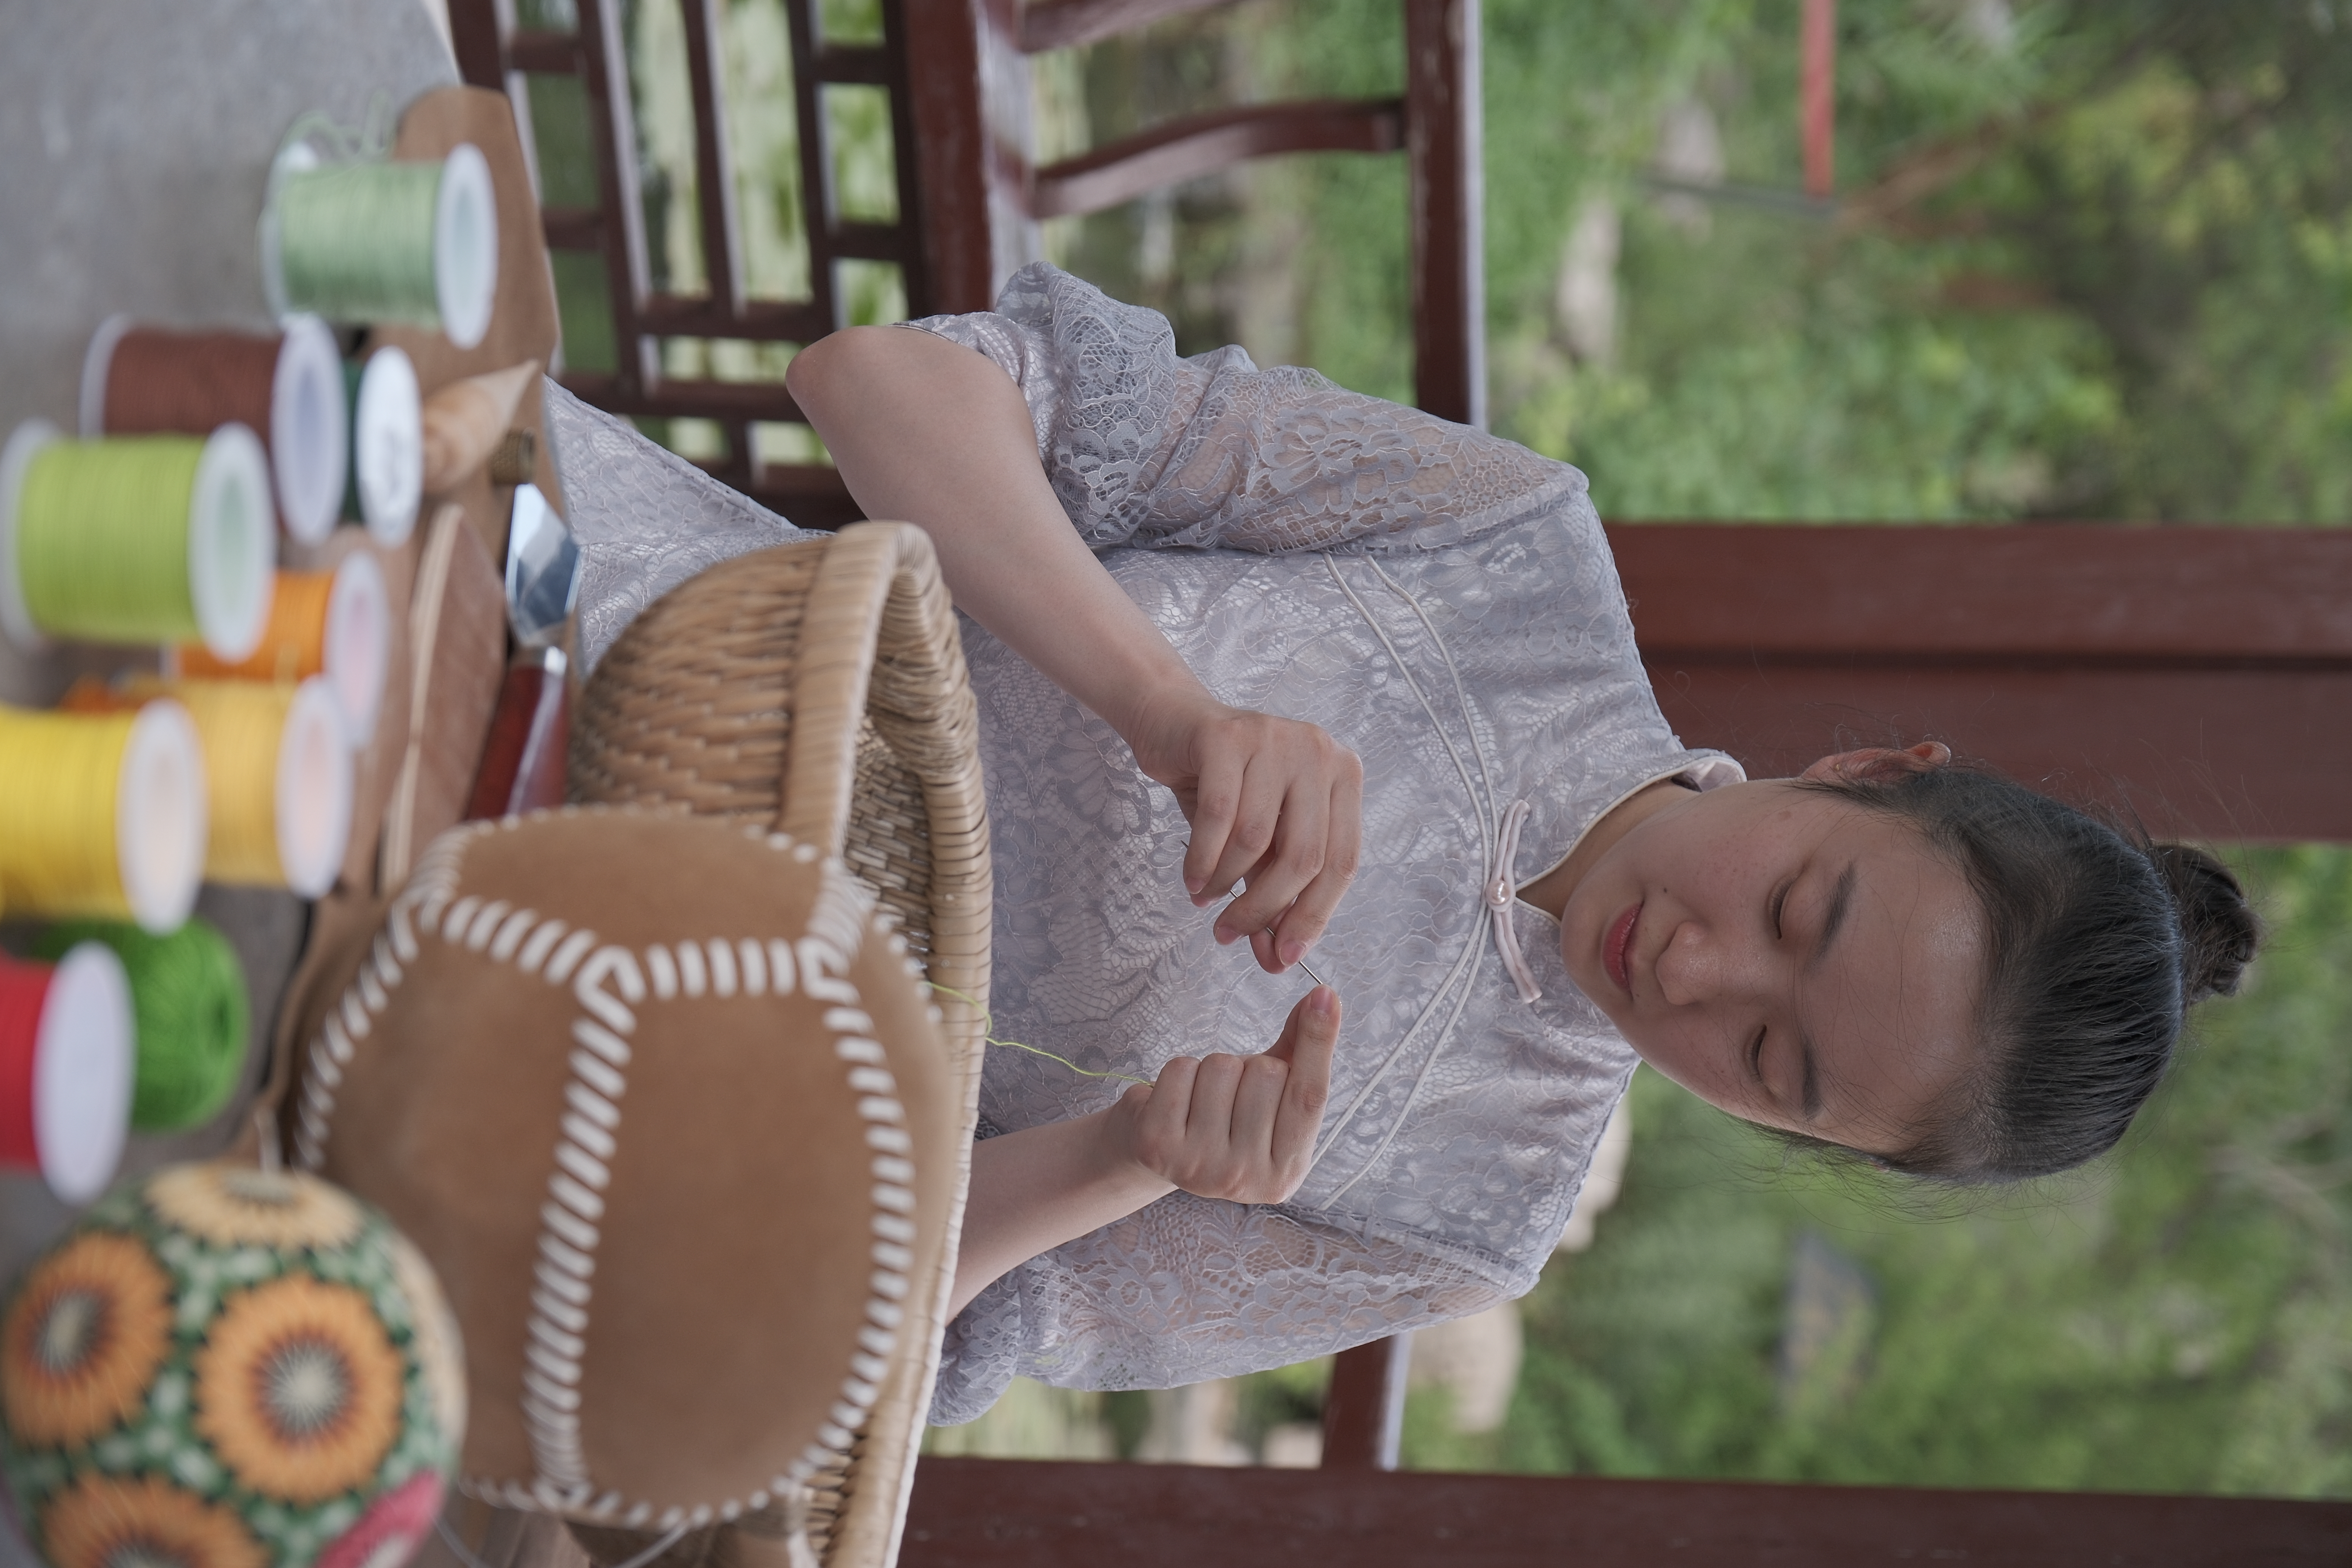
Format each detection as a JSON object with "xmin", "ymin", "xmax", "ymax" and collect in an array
[
  {"xmin": 182, "ymin": 569, "xmax": 332, "ymax": 684},
  {"xmin": 175, "ymin": 552, "xmax": 389, "ymax": 747}
]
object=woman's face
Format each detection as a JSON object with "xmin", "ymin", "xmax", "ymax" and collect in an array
[{"xmin": 1558, "ymin": 755, "xmax": 1987, "ymax": 1158}]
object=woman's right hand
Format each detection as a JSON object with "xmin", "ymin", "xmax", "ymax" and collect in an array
[
  {"xmin": 1123, "ymin": 689, "xmax": 1363, "ymax": 974},
  {"xmin": 1106, "ymin": 985, "xmax": 1340, "ymax": 1205},
  {"xmin": 792, "ymin": 327, "xmax": 1361, "ymax": 971}
]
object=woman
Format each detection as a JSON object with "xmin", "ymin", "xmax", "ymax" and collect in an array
[{"xmin": 550, "ymin": 264, "xmax": 2257, "ymax": 1425}]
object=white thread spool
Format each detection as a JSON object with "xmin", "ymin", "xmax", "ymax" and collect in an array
[
  {"xmin": 274, "ymin": 675, "xmax": 356, "ymax": 898},
  {"xmin": 324, "ymin": 550, "xmax": 391, "ymax": 748},
  {"xmin": 116, "ymin": 699, "xmax": 211, "ymax": 935},
  {"xmin": 20, "ymin": 943, "xmax": 135, "ymax": 1204},
  {"xmin": 351, "ymin": 345, "xmax": 423, "ymax": 546}
]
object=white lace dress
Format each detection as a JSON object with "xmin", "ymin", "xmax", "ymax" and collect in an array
[{"xmin": 547, "ymin": 265, "xmax": 1740, "ymax": 1426}]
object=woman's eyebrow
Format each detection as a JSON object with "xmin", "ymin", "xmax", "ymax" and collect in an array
[
  {"xmin": 1796, "ymin": 862, "xmax": 1857, "ymax": 1122},
  {"xmin": 1806, "ymin": 862, "xmax": 1860, "ymax": 976}
]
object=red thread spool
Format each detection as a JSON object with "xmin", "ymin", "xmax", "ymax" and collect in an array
[
  {"xmin": 0, "ymin": 946, "xmax": 133, "ymax": 1202},
  {"xmin": 82, "ymin": 314, "xmax": 348, "ymax": 545}
]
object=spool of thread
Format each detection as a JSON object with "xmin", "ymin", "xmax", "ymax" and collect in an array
[
  {"xmin": 0, "ymin": 702, "xmax": 207, "ymax": 936},
  {"xmin": 262, "ymin": 142, "xmax": 499, "ymax": 351},
  {"xmin": 31, "ymin": 919, "xmax": 248, "ymax": 1136},
  {"xmin": 0, "ymin": 420, "xmax": 275, "ymax": 662},
  {"xmin": 177, "ymin": 551, "xmax": 390, "ymax": 749},
  {"xmin": 64, "ymin": 678, "xmax": 351, "ymax": 899},
  {"xmin": 347, "ymin": 346, "xmax": 423, "ymax": 546},
  {"xmin": 0, "ymin": 945, "xmax": 133, "ymax": 1203},
  {"xmin": 81, "ymin": 314, "xmax": 348, "ymax": 544}
]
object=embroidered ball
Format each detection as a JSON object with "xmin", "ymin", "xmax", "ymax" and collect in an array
[{"xmin": 0, "ymin": 1162, "xmax": 465, "ymax": 1568}]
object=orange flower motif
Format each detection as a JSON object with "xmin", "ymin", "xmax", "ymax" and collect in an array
[
  {"xmin": 1, "ymin": 1231, "xmax": 173, "ymax": 1449},
  {"xmin": 193, "ymin": 1275, "xmax": 404, "ymax": 1503},
  {"xmin": 147, "ymin": 1163, "xmax": 363, "ymax": 1249},
  {"xmin": 41, "ymin": 1474, "xmax": 266, "ymax": 1568}
]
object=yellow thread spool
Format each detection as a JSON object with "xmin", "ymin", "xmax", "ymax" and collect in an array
[
  {"xmin": 0, "ymin": 703, "xmax": 207, "ymax": 934},
  {"xmin": 176, "ymin": 551, "xmax": 390, "ymax": 748},
  {"xmin": 67, "ymin": 678, "xmax": 352, "ymax": 899}
]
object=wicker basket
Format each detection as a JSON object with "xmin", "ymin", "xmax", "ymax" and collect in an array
[{"xmin": 565, "ymin": 522, "xmax": 988, "ymax": 1568}]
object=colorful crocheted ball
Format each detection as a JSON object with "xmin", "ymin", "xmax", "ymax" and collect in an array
[{"xmin": 0, "ymin": 1162, "xmax": 465, "ymax": 1568}]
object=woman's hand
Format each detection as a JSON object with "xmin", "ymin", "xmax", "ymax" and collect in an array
[
  {"xmin": 792, "ymin": 327, "xmax": 1361, "ymax": 972},
  {"xmin": 1125, "ymin": 690, "xmax": 1363, "ymax": 974},
  {"xmin": 1106, "ymin": 986, "xmax": 1340, "ymax": 1205}
]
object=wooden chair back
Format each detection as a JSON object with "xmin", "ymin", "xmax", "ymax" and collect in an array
[{"xmin": 447, "ymin": 0, "xmax": 1482, "ymax": 532}]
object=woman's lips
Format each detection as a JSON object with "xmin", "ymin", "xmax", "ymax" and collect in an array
[{"xmin": 1604, "ymin": 903, "xmax": 1640, "ymax": 997}]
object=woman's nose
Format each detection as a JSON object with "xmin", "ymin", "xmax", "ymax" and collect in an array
[{"xmin": 1654, "ymin": 919, "xmax": 1775, "ymax": 1009}]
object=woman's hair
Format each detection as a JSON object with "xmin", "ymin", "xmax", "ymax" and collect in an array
[{"xmin": 1802, "ymin": 764, "xmax": 2260, "ymax": 1182}]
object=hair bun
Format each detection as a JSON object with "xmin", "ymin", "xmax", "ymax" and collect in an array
[{"xmin": 2150, "ymin": 844, "xmax": 2259, "ymax": 1004}]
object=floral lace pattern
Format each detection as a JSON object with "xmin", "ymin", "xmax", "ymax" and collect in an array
[
  {"xmin": 543, "ymin": 381, "xmax": 815, "ymax": 673},
  {"xmin": 553, "ymin": 268, "xmax": 1740, "ymax": 1427},
  {"xmin": 917, "ymin": 264, "xmax": 1581, "ymax": 556}
]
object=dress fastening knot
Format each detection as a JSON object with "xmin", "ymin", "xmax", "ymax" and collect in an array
[{"xmin": 1487, "ymin": 798, "xmax": 1543, "ymax": 1004}]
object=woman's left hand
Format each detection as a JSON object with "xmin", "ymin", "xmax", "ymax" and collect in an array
[{"xmin": 1108, "ymin": 985, "xmax": 1340, "ymax": 1205}]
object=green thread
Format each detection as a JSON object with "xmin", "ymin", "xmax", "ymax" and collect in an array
[
  {"xmin": 277, "ymin": 160, "xmax": 446, "ymax": 328},
  {"xmin": 926, "ymin": 982, "xmax": 1151, "ymax": 1087},
  {"xmin": 18, "ymin": 439, "xmax": 208, "ymax": 645},
  {"xmin": 33, "ymin": 917, "xmax": 249, "ymax": 1133}
]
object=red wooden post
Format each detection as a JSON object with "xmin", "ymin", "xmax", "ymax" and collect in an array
[
  {"xmin": 1611, "ymin": 523, "xmax": 2352, "ymax": 843},
  {"xmin": 1802, "ymin": 0, "xmax": 1836, "ymax": 198},
  {"xmin": 1320, "ymin": 1334, "xmax": 1411, "ymax": 1470},
  {"xmin": 904, "ymin": 1456, "xmax": 2352, "ymax": 1566},
  {"xmin": 1406, "ymin": 0, "xmax": 1484, "ymax": 428}
]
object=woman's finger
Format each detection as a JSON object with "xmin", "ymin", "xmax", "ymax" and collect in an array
[
  {"xmin": 1181, "ymin": 747, "xmax": 1247, "ymax": 905},
  {"xmin": 1228, "ymin": 1052, "xmax": 1289, "ymax": 1163},
  {"xmin": 1202, "ymin": 761, "xmax": 1286, "ymax": 929},
  {"xmin": 1269, "ymin": 765, "xmax": 1363, "ymax": 965},
  {"xmin": 1216, "ymin": 775, "xmax": 1326, "ymax": 952},
  {"xmin": 1140, "ymin": 1055, "xmax": 1199, "ymax": 1159},
  {"xmin": 1270, "ymin": 988, "xmax": 1340, "ymax": 1170},
  {"xmin": 1187, "ymin": 1052, "xmax": 1248, "ymax": 1138}
]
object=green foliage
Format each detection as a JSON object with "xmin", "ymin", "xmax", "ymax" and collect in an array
[{"xmin": 1240, "ymin": 0, "xmax": 2352, "ymax": 522}]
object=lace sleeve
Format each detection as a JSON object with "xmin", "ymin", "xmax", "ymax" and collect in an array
[
  {"xmin": 543, "ymin": 381, "xmax": 817, "ymax": 672},
  {"xmin": 906, "ymin": 263, "xmax": 1583, "ymax": 556},
  {"xmin": 929, "ymin": 1191, "xmax": 1512, "ymax": 1424}
]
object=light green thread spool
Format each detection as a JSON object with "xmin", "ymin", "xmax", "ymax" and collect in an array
[
  {"xmin": 265, "ymin": 142, "xmax": 499, "ymax": 351},
  {"xmin": 32, "ymin": 917, "xmax": 250, "ymax": 1135},
  {"xmin": 0, "ymin": 421, "xmax": 274, "ymax": 662}
]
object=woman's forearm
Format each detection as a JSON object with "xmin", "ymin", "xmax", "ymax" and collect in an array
[
  {"xmin": 949, "ymin": 1112, "xmax": 1174, "ymax": 1320},
  {"xmin": 791, "ymin": 323, "xmax": 1365, "ymax": 963},
  {"xmin": 787, "ymin": 325, "xmax": 1208, "ymax": 743}
]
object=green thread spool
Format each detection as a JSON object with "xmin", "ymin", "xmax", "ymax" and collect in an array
[
  {"xmin": 32, "ymin": 917, "xmax": 250, "ymax": 1135},
  {"xmin": 263, "ymin": 142, "xmax": 499, "ymax": 351},
  {"xmin": 0, "ymin": 421, "xmax": 275, "ymax": 662}
]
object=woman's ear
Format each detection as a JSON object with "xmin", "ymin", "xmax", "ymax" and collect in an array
[{"xmin": 1799, "ymin": 741, "xmax": 1953, "ymax": 786}]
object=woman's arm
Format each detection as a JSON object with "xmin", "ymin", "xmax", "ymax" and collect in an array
[
  {"xmin": 949, "ymin": 986, "xmax": 1339, "ymax": 1319},
  {"xmin": 789, "ymin": 326, "xmax": 1361, "ymax": 969}
]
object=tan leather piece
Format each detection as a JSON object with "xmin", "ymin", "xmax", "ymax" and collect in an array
[
  {"xmin": 383, "ymin": 502, "xmax": 507, "ymax": 887},
  {"xmin": 297, "ymin": 808, "xmax": 956, "ymax": 1527}
]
